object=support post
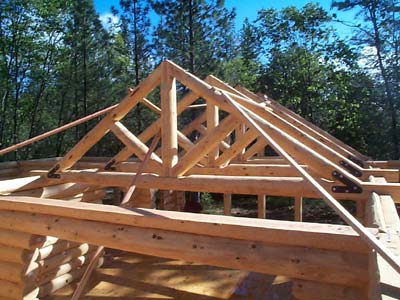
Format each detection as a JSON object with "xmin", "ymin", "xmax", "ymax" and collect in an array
[
  {"xmin": 160, "ymin": 61, "xmax": 178, "ymax": 176},
  {"xmin": 257, "ymin": 194, "xmax": 266, "ymax": 219},
  {"xmin": 207, "ymin": 102, "xmax": 219, "ymax": 166},
  {"xmin": 223, "ymin": 194, "xmax": 232, "ymax": 216},
  {"xmin": 295, "ymin": 196, "xmax": 303, "ymax": 222}
]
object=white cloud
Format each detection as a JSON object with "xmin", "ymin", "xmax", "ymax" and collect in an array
[
  {"xmin": 358, "ymin": 46, "xmax": 379, "ymax": 73},
  {"xmin": 99, "ymin": 13, "xmax": 120, "ymax": 32}
]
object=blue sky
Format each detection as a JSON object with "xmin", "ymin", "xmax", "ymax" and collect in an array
[{"xmin": 94, "ymin": 0, "xmax": 357, "ymax": 38}]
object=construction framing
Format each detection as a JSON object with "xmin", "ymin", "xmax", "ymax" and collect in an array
[{"xmin": 0, "ymin": 60, "xmax": 399, "ymax": 300}]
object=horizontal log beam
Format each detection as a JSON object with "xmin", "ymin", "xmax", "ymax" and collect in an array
[
  {"xmin": 293, "ymin": 279, "xmax": 366, "ymax": 300},
  {"xmin": 0, "ymin": 207, "xmax": 368, "ymax": 287},
  {"xmin": 30, "ymin": 170, "xmax": 372, "ymax": 201},
  {"xmin": 0, "ymin": 196, "xmax": 371, "ymax": 254}
]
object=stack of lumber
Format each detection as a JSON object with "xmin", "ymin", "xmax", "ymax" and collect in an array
[{"xmin": 0, "ymin": 228, "xmax": 103, "ymax": 300}]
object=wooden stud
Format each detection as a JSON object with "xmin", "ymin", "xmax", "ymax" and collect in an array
[
  {"xmin": 110, "ymin": 121, "xmax": 163, "ymax": 166},
  {"xmin": 295, "ymin": 196, "xmax": 303, "ymax": 222},
  {"xmin": 258, "ymin": 194, "xmax": 266, "ymax": 219},
  {"xmin": 223, "ymin": 194, "xmax": 232, "ymax": 216},
  {"xmin": 160, "ymin": 61, "xmax": 178, "ymax": 176},
  {"xmin": 172, "ymin": 115, "xmax": 239, "ymax": 176},
  {"xmin": 215, "ymin": 128, "xmax": 258, "ymax": 167},
  {"xmin": 206, "ymin": 101, "xmax": 219, "ymax": 166}
]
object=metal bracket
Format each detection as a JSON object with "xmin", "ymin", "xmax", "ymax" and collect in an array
[
  {"xmin": 347, "ymin": 155, "xmax": 364, "ymax": 168},
  {"xmin": 47, "ymin": 164, "xmax": 61, "ymax": 179},
  {"xmin": 104, "ymin": 159, "xmax": 116, "ymax": 171},
  {"xmin": 339, "ymin": 160, "xmax": 362, "ymax": 177},
  {"xmin": 331, "ymin": 170, "xmax": 362, "ymax": 194}
]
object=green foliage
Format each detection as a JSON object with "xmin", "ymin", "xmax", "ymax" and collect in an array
[{"xmin": 0, "ymin": 0, "xmax": 398, "ymax": 162}]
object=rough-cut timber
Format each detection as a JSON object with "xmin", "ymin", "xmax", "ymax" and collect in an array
[{"xmin": 0, "ymin": 60, "xmax": 399, "ymax": 300}]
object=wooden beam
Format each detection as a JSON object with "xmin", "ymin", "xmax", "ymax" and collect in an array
[
  {"xmin": 257, "ymin": 194, "xmax": 266, "ymax": 219},
  {"xmin": 293, "ymin": 279, "xmax": 366, "ymax": 300},
  {"xmin": 110, "ymin": 121, "xmax": 162, "ymax": 165},
  {"xmin": 222, "ymin": 91, "xmax": 400, "ymax": 274},
  {"xmin": 295, "ymin": 196, "xmax": 303, "ymax": 222},
  {"xmin": 160, "ymin": 61, "xmax": 178, "ymax": 176},
  {"xmin": 206, "ymin": 101, "xmax": 219, "ymax": 166},
  {"xmin": 140, "ymin": 98, "xmax": 161, "ymax": 114},
  {"xmin": 0, "ymin": 196, "xmax": 372, "ymax": 254},
  {"xmin": 50, "ymin": 64, "xmax": 162, "ymax": 174},
  {"xmin": 215, "ymin": 128, "xmax": 258, "ymax": 167},
  {"xmin": 236, "ymin": 84, "xmax": 369, "ymax": 161},
  {"xmin": 172, "ymin": 115, "xmax": 239, "ymax": 176},
  {"xmin": 223, "ymin": 194, "xmax": 232, "ymax": 216},
  {"xmin": 0, "ymin": 206, "xmax": 369, "ymax": 287},
  {"xmin": 242, "ymin": 139, "xmax": 267, "ymax": 161}
]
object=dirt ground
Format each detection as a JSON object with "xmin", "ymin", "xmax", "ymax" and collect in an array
[{"xmin": 51, "ymin": 251, "xmax": 293, "ymax": 300}]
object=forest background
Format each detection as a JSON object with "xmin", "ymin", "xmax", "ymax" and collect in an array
[{"xmin": 0, "ymin": 0, "xmax": 399, "ymax": 162}]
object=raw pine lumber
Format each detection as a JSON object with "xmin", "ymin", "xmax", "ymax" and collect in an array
[
  {"xmin": 292, "ymin": 280, "xmax": 366, "ymax": 300},
  {"xmin": 0, "ymin": 261, "xmax": 38, "ymax": 283},
  {"xmin": 0, "ymin": 229, "xmax": 54, "ymax": 250},
  {"xmin": 160, "ymin": 61, "xmax": 178, "ymax": 176},
  {"xmin": 295, "ymin": 196, "xmax": 303, "ymax": 222},
  {"xmin": 50, "ymin": 62, "xmax": 161, "ymax": 174},
  {"xmin": 35, "ymin": 252, "xmax": 103, "ymax": 287},
  {"xmin": 36, "ymin": 240, "xmax": 80, "ymax": 261},
  {"xmin": 36, "ymin": 243, "xmax": 94, "ymax": 274},
  {"xmin": 222, "ymin": 91, "xmax": 400, "ymax": 274},
  {"xmin": 0, "ymin": 196, "xmax": 371, "ymax": 254},
  {"xmin": 258, "ymin": 194, "xmax": 266, "ymax": 219},
  {"xmin": 71, "ymin": 132, "xmax": 161, "ymax": 300},
  {"xmin": 223, "ymin": 194, "xmax": 231, "ymax": 216},
  {"xmin": 0, "ymin": 104, "xmax": 117, "ymax": 157},
  {"xmin": 110, "ymin": 121, "xmax": 162, "ymax": 165},
  {"xmin": 0, "ymin": 280, "xmax": 38, "ymax": 300},
  {"xmin": 0, "ymin": 209, "xmax": 368, "ymax": 287},
  {"xmin": 0, "ymin": 245, "xmax": 37, "ymax": 264},
  {"xmin": 172, "ymin": 115, "xmax": 239, "ymax": 176},
  {"xmin": 206, "ymin": 100, "xmax": 219, "ymax": 166}
]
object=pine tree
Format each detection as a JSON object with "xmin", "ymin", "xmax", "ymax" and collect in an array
[{"xmin": 151, "ymin": 0, "xmax": 236, "ymax": 78}]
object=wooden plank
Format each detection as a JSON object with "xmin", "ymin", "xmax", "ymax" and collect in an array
[
  {"xmin": 160, "ymin": 61, "xmax": 178, "ymax": 176},
  {"xmin": 36, "ymin": 240, "xmax": 80, "ymax": 261},
  {"xmin": 0, "ymin": 196, "xmax": 371, "ymax": 254},
  {"xmin": 9, "ymin": 183, "xmax": 98, "ymax": 199},
  {"xmin": 242, "ymin": 139, "xmax": 267, "ymax": 161},
  {"xmin": 236, "ymin": 84, "xmax": 368, "ymax": 161},
  {"xmin": 35, "ymin": 251, "xmax": 102, "ymax": 288},
  {"xmin": 110, "ymin": 121, "xmax": 162, "ymax": 165},
  {"xmin": 295, "ymin": 196, "xmax": 303, "ymax": 222},
  {"xmin": 0, "ymin": 260, "xmax": 38, "ymax": 283},
  {"xmin": 215, "ymin": 128, "xmax": 258, "ymax": 167},
  {"xmin": 0, "ymin": 209, "xmax": 369, "ymax": 287},
  {"xmin": 0, "ymin": 279, "xmax": 38, "ymax": 299},
  {"xmin": 0, "ymin": 176, "xmax": 68, "ymax": 194},
  {"xmin": 172, "ymin": 115, "xmax": 239, "ymax": 176},
  {"xmin": 223, "ymin": 194, "xmax": 232, "ymax": 216},
  {"xmin": 292, "ymin": 279, "xmax": 366, "ymax": 300},
  {"xmin": 51, "ymin": 63, "xmax": 161, "ymax": 174},
  {"xmin": 206, "ymin": 101, "xmax": 219, "ymax": 166},
  {"xmin": 0, "ymin": 104, "xmax": 117, "ymax": 157},
  {"xmin": 36, "ymin": 244, "xmax": 95, "ymax": 275},
  {"xmin": 0, "ymin": 245, "xmax": 37, "ymax": 264},
  {"xmin": 37, "ymin": 257, "xmax": 104, "ymax": 298},
  {"xmin": 222, "ymin": 91, "xmax": 400, "ymax": 274},
  {"xmin": 0, "ymin": 229, "xmax": 47, "ymax": 250},
  {"xmin": 257, "ymin": 194, "xmax": 266, "ymax": 219},
  {"xmin": 48, "ymin": 170, "xmax": 321, "ymax": 198}
]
